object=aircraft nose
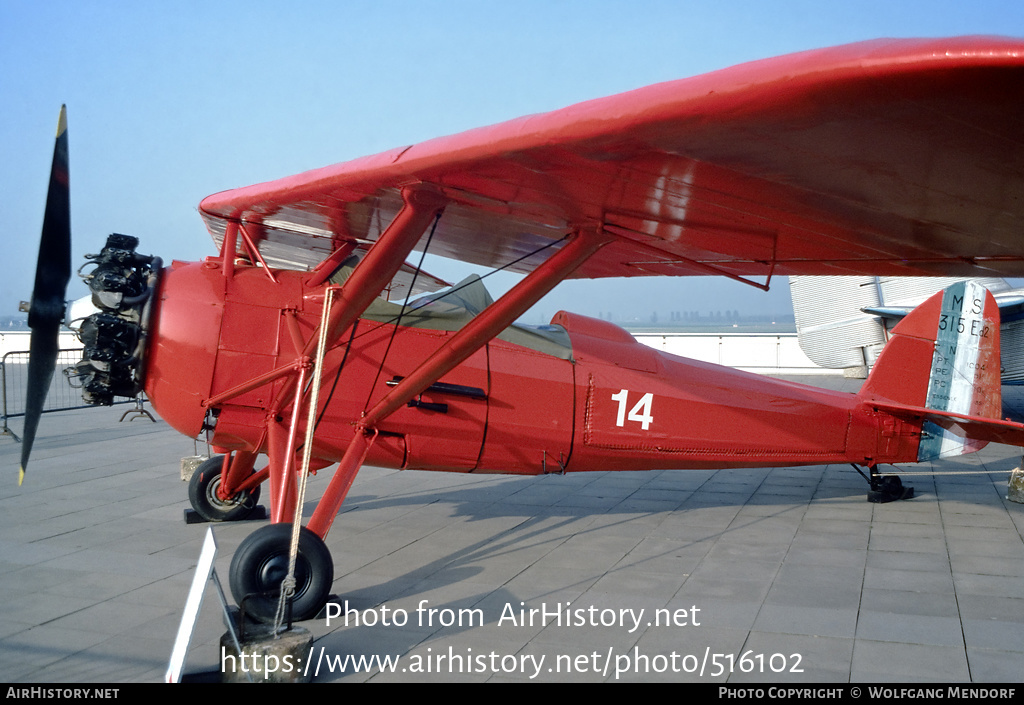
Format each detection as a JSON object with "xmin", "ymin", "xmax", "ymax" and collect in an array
[{"xmin": 140, "ymin": 259, "xmax": 226, "ymax": 439}]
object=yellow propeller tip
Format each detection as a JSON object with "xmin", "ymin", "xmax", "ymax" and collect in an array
[
  {"xmin": 18, "ymin": 467, "xmax": 25, "ymax": 486},
  {"xmin": 56, "ymin": 106, "xmax": 67, "ymax": 138}
]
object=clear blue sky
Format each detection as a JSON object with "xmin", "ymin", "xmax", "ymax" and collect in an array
[{"xmin": 3, "ymin": 1, "xmax": 1023, "ymax": 323}]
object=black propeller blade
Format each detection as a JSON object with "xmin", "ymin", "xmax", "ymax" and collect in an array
[{"xmin": 20, "ymin": 106, "xmax": 72, "ymax": 485}]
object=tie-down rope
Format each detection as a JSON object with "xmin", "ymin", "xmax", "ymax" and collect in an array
[{"xmin": 274, "ymin": 285, "xmax": 337, "ymax": 634}]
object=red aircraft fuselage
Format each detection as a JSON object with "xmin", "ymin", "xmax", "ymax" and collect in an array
[{"xmin": 144, "ymin": 259, "xmax": 918, "ymax": 480}]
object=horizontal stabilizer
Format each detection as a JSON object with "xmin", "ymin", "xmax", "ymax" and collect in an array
[{"xmin": 868, "ymin": 399, "xmax": 1024, "ymax": 448}]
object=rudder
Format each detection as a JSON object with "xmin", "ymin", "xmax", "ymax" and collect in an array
[{"xmin": 858, "ymin": 281, "xmax": 1002, "ymax": 459}]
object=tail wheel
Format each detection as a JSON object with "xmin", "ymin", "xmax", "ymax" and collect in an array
[
  {"xmin": 868, "ymin": 473, "xmax": 914, "ymax": 503},
  {"xmin": 188, "ymin": 455, "xmax": 261, "ymax": 522},
  {"xmin": 229, "ymin": 524, "xmax": 334, "ymax": 623}
]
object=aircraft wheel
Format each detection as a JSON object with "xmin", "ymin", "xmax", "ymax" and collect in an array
[
  {"xmin": 867, "ymin": 475, "xmax": 914, "ymax": 503},
  {"xmin": 229, "ymin": 524, "xmax": 334, "ymax": 623},
  {"xmin": 188, "ymin": 455, "xmax": 261, "ymax": 522}
]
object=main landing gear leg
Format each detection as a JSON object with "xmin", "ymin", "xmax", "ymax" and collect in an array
[
  {"xmin": 229, "ymin": 429, "xmax": 373, "ymax": 625},
  {"xmin": 228, "ymin": 418, "xmax": 339, "ymax": 624},
  {"xmin": 854, "ymin": 464, "xmax": 914, "ymax": 503}
]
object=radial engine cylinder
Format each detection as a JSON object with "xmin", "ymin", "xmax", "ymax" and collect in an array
[{"xmin": 67, "ymin": 233, "xmax": 161, "ymax": 405}]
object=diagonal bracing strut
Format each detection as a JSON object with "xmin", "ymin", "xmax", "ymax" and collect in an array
[
  {"xmin": 212, "ymin": 186, "xmax": 447, "ymax": 523},
  {"xmin": 305, "ymin": 227, "xmax": 611, "ymax": 538}
]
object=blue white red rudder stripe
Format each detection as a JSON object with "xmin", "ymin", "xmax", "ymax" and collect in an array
[{"xmin": 859, "ymin": 281, "xmax": 1005, "ymax": 460}]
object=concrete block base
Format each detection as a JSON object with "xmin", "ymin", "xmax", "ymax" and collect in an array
[
  {"xmin": 1007, "ymin": 464, "xmax": 1024, "ymax": 504},
  {"xmin": 220, "ymin": 625, "xmax": 314, "ymax": 683},
  {"xmin": 180, "ymin": 455, "xmax": 208, "ymax": 482}
]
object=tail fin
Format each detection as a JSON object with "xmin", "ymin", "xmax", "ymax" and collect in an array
[{"xmin": 857, "ymin": 281, "xmax": 1018, "ymax": 460}]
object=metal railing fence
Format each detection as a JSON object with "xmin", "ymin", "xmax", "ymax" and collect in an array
[{"xmin": 0, "ymin": 349, "xmax": 132, "ymax": 441}]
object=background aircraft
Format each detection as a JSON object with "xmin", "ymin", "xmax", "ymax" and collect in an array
[{"xmin": 791, "ymin": 276, "xmax": 1024, "ymax": 383}]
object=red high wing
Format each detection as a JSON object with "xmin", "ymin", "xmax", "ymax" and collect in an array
[{"xmin": 199, "ymin": 37, "xmax": 1024, "ymax": 284}]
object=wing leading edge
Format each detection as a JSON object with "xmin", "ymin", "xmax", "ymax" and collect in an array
[{"xmin": 200, "ymin": 37, "xmax": 1024, "ymax": 285}]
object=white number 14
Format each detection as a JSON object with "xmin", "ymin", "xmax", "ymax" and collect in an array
[{"xmin": 611, "ymin": 389, "xmax": 654, "ymax": 430}]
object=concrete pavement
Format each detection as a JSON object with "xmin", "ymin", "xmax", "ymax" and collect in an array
[{"xmin": 1, "ymin": 377, "xmax": 1022, "ymax": 682}]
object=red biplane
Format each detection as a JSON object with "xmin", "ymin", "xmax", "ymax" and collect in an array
[{"xmin": 21, "ymin": 37, "xmax": 1024, "ymax": 623}]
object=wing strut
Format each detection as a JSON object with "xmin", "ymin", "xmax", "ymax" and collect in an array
[
  {"xmin": 201, "ymin": 186, "xmax": 447, "ymax": 410},
  {"xmin": 305, "ymin": 227, "xmax": 611, "ymax": 538},
  {"xmin": 301, "ymin": 186, "xmax": 447, "ymax": 358},
  {"xmin": 203, "ymin": 186, "xmax": 447, "ymax": 525}
]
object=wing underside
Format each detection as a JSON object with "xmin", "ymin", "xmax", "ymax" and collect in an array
[{"xmin": 199, "ymin": 37, "xmax": 1024, "ymax": 284}]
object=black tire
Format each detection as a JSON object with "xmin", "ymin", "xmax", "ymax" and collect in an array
[
  {"xmin": 867, "ymin": 475, "xmax": 913, "ymax": 503},
  {"xmin": 188, "ymin": 455, "xmax": 261, "ymax": 522},
  {"xmin": 229, "ymin": 523, "xmax": 334, "ymax": 623}
]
